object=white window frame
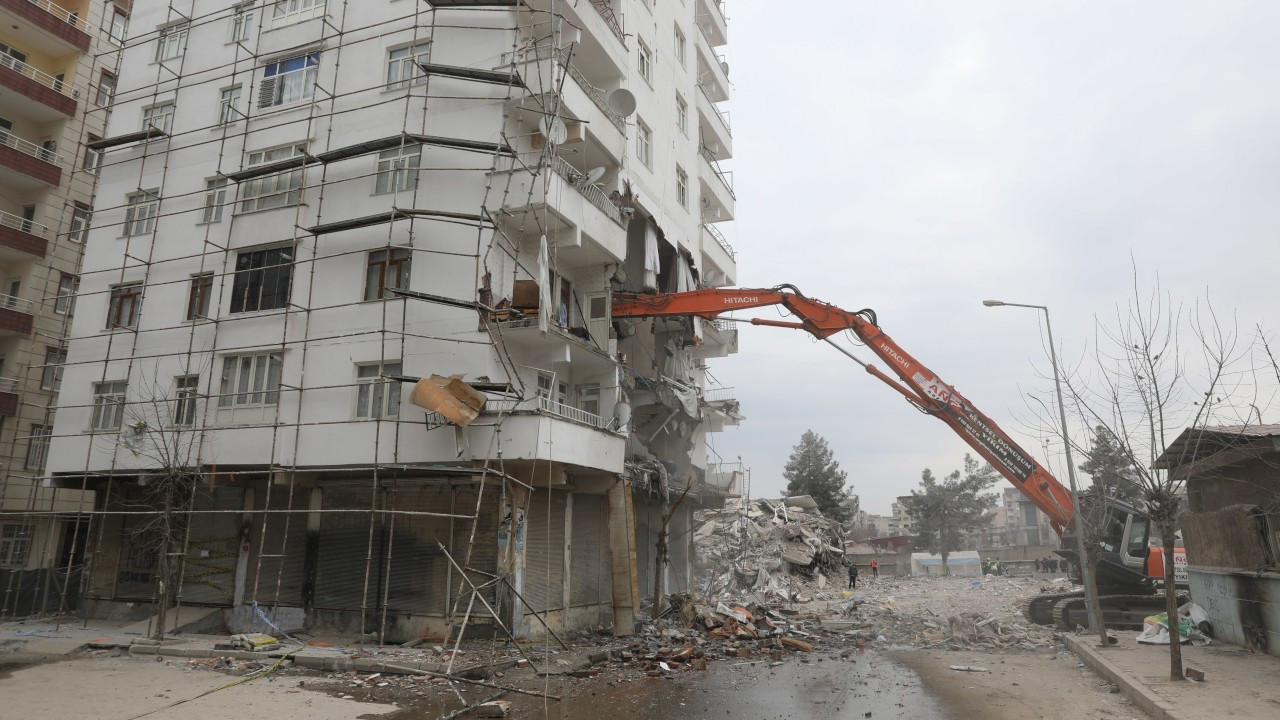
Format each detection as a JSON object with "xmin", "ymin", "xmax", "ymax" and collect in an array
[
  {"xmin": 239, "ymin": 143, "xmax": 307, "ymax": 213},
  {"xmin": 202, "ymin": 177, "xmax": 228, "ymax": 223},
  {"xmin": 354, "ymin": 362, "xmax": 402, "ymax": 419},
  {"xmin": 155, "ymin": 23, "xmax": 188, "ymax": 62},
  {"xmin": 40, "ymin": 346, "xmax": 64, "ymax": 391},
  {"xmin": 0, "ymin": 524, "xmax": 30, "ymax": 568},
  {"xmin": 675, "ymin": 26, "xmax": 687, "ymax": 67},
  {"xmin": 95, "ymin": 71, "xmax": 116, "ymax": 107},
  {"xmin": 109, "ymin": 10, "xmax": 128, "ymax": 47},
  {"xmin": 218, "ymin": 352, "xmax": 283, "ymax": 408},
  {"xmin": 54, "ymin": 273, "xmax": 77, "ymax": 315},
  {"xmin": 25, "ymin": 425, "xmax": 51, "ymax": 470},
  {"xmin": 230, "ymin": 2, "xmax": 255, "ymax": 43},
  {"xmin": 636, "ymin": 119, "xmax": 652, "ymax": 169},
  {"xmin": 676, "ymin": 165, "xmax": 688, "ymax": 209},
  {"xmin": 270, "ymin": 0, "xmax": 326, "ymax": 29},
  {"xmin": 637, "ymin": 38, "xmax": 652, "ymax": 85},
  {"xmin": 142, "ymin": 102, "xmax": 175, "ymax": 135},
  {"xmin": 374, "ymin": 145, "xmax": 420, "ymax": 194},
  {"xmin": 258, "ymin": 53, "xmax": 319, "ymax": 109},
  {"xmin": 90, "ymin": 380, "xmax": 128, "ymax": 431},
  {"xmin": 218, "ymin": 85, "xmax": 242, "ymax": 125},
  {"xmin": 173, "ymin": 375, "xmax": 200, "ymax": 426},
  {"xmin": 123, "ymin": 190, "xmax": 160, "ymax": 236},
  {"xmin": 676, "ymin": 94, "xmax": 688, "ymax": 136},
  {"xmin": 386, "ymin": 42, "xmax": 431, "ymax": 89},
  {"xmin": 69, "ymin": 206, "xmax": 90, "ymax": 242}
]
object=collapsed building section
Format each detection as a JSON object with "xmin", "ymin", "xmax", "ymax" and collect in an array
[{"xmin": 28, "ymin": 0, "xmax": 742, "ymax": 642}]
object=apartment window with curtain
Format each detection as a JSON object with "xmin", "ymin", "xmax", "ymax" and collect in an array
[
  {"xmin": 173, "ymin": 375, "xmax": 200, "ymax": 426},
  {"xmin": 107, "ymin": 282, "xmax": 143, "ymax": 329},
  {"xmin": 239, "ymin": 143, "xmax": 306, "ymax": 212},
  {"xmin": 374, "ymin": 145, "xmax": 420, "ymax": 194},
  {"xmin": 364, "ymin": 247, "xmax": 411, "ymax": 301},
  {"xmin": 386, "ymin": 42, "xmax": 431, "ymax": 88},
  {"xmin": 91, "ymin": 381, "xmax": 128, "ymax": 430},
  {"xmin": 259, "ymin": 53, "xmax": 319, "ymax": 108},
  {"xmin": 354, "ymin": 362, "xmax": 402, "ymax": 418},
  {"xmin": 230, "ymin": 246, "xmax": 292, "ymax": 313},
  {"xmin": 123, "ymin": 190, "xmax": 159, "ymax": 236},
  {"xmin": 218, "ymin": 353, "xmax": 283, "ymax": 407}
]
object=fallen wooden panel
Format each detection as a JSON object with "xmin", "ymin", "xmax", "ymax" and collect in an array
[{"xmin": 409, "ymin": 374, "xmax": 488, "ymax": 425}]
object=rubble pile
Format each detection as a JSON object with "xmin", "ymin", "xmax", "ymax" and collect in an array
[{"xmin": 693, "ymin": 497, "xmax": 846, "ymax": 602}]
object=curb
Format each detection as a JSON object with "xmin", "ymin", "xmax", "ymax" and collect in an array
[
  {"xmin": 125, "ymin": 643, "xmax": 517, "ymax": 678},
  {"xmin": 1062, "ymin": 635, "xmax": 1182, "ymax": 720}
]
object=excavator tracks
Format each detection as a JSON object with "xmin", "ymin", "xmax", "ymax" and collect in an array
[
  {"xmin": 1023, "ymin": 590, "xmax": 1084, "ymax": 626},
  {"xmin": 1051, "ymin": 593, "xmax": 1191, "ymax": 631}
]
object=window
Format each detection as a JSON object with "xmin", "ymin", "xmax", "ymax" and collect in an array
[
  {"xmin": 536, "ymin": 372, "xmax": 553, "ymax": 399},
  {"xmin": 95, "ymin": 71, "xmax": 116, "ymax": 107},
  {"xmin": 386, "ymin": 42, "xmax": 431, "ymax": 88},
  {"xmin": 41, "ymin": 347, "xmax": 65, "ymax": 391},
  {"xmin": 173, "ymin": 375, "xmax": 199, "ymax": 426},
  {"xmin": 364, "ymin": 247, "xmax": 411, "ymax": 301},
  {"xmin": 107, "ymin": 282, "xmax": 143, "ymax": 329},
  {"xmin": 230, "ymin": 2, "xmax": 255, "ymax": 42},
  {"xmin": 54, "ymin": 273, "xmax": 77, "ymax": 315},
  {"xmin": 259, "ymin": 53, "xmax": 319, "ymax": 108},
  {"xmin": 218, "ymin": 353, "xmax": 282, "ymax": 407},
  {"xmin": 636, "ymin": 119, "xmax": 652, "ymax": 168},
  {"xmin": 143, "ymin": 102, "xmax": 176, "ymax": 135},
  {"xmin": 578, "ymin": 384, "xmax": 600, "ymax": 416},
  {"xmin": 675, "ymin": 26, "xmax": 686, "ymax": 66},
  {"xmin": 109, "ymin": 9, "xmax": 128, "ymax": 46},
  {"xmin": 91, "ymin": 381, "xmax": 128, "ymax": 430},
  {"xmin": 202, "ymin": 178, "xmax": 228, "ymax": 223},
  {"xmin": 271, "ymin": 0, "xmax": 326, "ymax": 28},
  {"xmin": 354, "ymin": 362, "xmax": 402, "ymax": 418},
  {"xmin": 239, "ymin": 143, "xmax": 306, "ymax": 212},
  {"xmin": 218, "ymin": 86, "xmax": 242, "ymax": 125},
  {"xmin": 676, "ymin": 94, "xmax": 688, "ymax": 136},
  {"xmin": 374, "ymin": 145, "xmax": 420, "ymax": 194},
  {"xmin": 123, "ymin": 190, "xmax": 159, "ymax": 236},
  {"xmin": 155, "ymin": 23, "xmax": 188, "ymax": 62},
  {"xmin": 230, "ymin": 245, "xmax": 293, "ymax": 313},
  {"xmin": 186, "ymin": 273, "xmax": 213, "ymax": 320},
  {"xmin": 637, "ymin": 38, "xmax": 652, "ymax": 84},
  {"xmin": 83, "ymin": 141, "xmax": 102, "ymax": 175},
  {"xmin": 25, "ymin": 425, "xmax": 50, "ymax": 470},
  {"xmin": 0, "ymin": 524, "xmax": 30, "ymax": 568},
  {"xmin": 69, "ymin": 205, "xmax": 90, "ymax": 242},
  {"xmin": 676, "ymin": 166, "xmax": 688, "ymax": 209}
]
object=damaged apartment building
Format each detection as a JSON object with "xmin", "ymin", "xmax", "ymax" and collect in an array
[{"xmin": 43, "ymin": 0, "xmax": 741, "ymax": 642}]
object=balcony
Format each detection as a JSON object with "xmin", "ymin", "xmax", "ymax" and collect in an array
[
  {"xmin": 0, "ymin": 375, "xmax": 17, "ymax": 415},
  {"xmin": 695, "ymin": 43, "xmax": 730, "ymax": 104},
  {"xmin": 455, "ymin": 395, "xmax": 625, "ymax": 473},
  {"xmin": 0, "ymin": 209, "xmax": 49, "ymax": 259},
  {"xmin": 500, "ymin": 45, "xmax": 626, "ymax": 159},
  {"xmin": 696, "ymin": 84, "xmax": 732, "ymax": 159},
  {"xmin": 0, "ymin": 0, "xmax": 92, "ymax": 54},
  {"xmin": 0, "ymin": 132, "xmax": 63, "ymax": 188},
  {"xmin": 696, "ymin": 0, "xmax": 728, "ymax": 47},
  {"xmin": 695, "ymin": 317, "xmax": 738, "ymax": 359},
  {"xmin": 495, "ymin": 153, "xmax": 628, "ymax": 264},
  {"xmin": 703, "ymin": 386, "xmax": 742, "ymax": 431},
  {"xmin": 701, "ymin": 223, "xmax": 735, "ymax": 286},
  {"xmin": 0, "ymin": 51, "xmax": 78, "ymax": 120},
  {"xmin": 698, "ymin": 148, "xmax": 734, "ymax": 222},
  {"xmin": 491, "ymin": 314, "xmax": 616, "ymax": 371},
  {"xmin": 0, "ymin": 294, "xmax": 35, "ymax": 337}
]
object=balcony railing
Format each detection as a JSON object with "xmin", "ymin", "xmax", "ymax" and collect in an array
[
  {"xmin": 703, "ymin": 223, "xmax": 734, "ymax": 259},
  {"xmin": 0, "ymin": 52, "xmax": 77, "ymax": 99},
  {"xmin": 483, "ymin": 395, "xmax": 609, "ymax": 429},
  {"xmin": 700, "ymin": 146, "xmax": 735, "ymax": 200},
  {"xmin": 548, "ymin": 154, "xmax": 626, "ymax": 227},
  {"xmin": 588, "ymin": 0, "xmax": 625, "ymax": 43},
  {"xmin": 0, "ymin": 376, "xmax": 16, "ymax": 393},
  {"xmin": 704, "ymin": 387, "xmax": 736, "ymax": 403},
  {"xmin": 23, "ymin": 0, "xmax": 91, "ymax": 34},
  {"xmin": 501, "ymin": 45, "xmax": 626, "ymax": 131},
  {"xmin": 0, "ymin": 294, "xmax": 35, "ymax": 313},
  {"xmin": 0, "ymin": 209, "xmax": 48, "ymax": 237},
  {"xmin": 698, "ymin": 83, "xmax": 732, "ymax": 136},
  {"xmin": 0, "ymin": 131, "xmax": 64, "ymax": 166}
]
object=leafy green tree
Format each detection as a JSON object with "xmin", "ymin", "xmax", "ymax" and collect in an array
[
  {"xmin": 903, "ymin": 454, "xmax": 998, "ymax": 574},
  {"xmin": 783, "ymin": 430, "xmax": 852, "ymax": 523},
  {"xmin": 1079, "ymin": 426, "xmax": 1142, "ymax": 501}
]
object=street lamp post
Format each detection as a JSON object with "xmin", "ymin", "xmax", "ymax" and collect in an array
[{"xmin": 982, "ymin": 299, "xmax": 1102, "ymax": 636}]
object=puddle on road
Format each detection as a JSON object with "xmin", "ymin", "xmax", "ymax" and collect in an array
[{"xmin": 384, "ymin": 651, "xmax": 949, "ymax": 720}]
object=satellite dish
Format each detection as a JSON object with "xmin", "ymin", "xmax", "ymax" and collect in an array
[
  {"xmin": 584, "ymin": 166, "xmax": 606, "ymax": 184},
  {"xmin": 543, "ymin": 117, "xmax": 568, "ymax": 145},
  {"xmin": 720, "ymin": 61, "xmax": 730, "ymax": 77},
  {"xmin": 606, "ymin": 89, "xmax": 637, "ymax": 118},
  {"xmin": 613, "ymin": 401, "xmax": 632, "ymax": 428}
]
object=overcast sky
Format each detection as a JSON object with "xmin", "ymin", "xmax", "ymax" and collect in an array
[{"xmin": 706, "ymin": 1, "xmax": 1280, "ymax": 515}]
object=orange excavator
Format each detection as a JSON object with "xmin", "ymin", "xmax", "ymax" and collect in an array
[{"xmin": 612, "ymin": 284, "xmax": 1185, "ymax": 629}]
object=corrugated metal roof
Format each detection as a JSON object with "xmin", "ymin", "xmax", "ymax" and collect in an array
[{"xmin": 1154, "ymin": 424, "xmax": 1280, "ymax": 468}]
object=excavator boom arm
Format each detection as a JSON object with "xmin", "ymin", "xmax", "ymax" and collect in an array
[{"xmin": 612, "ymin": 286, "xmax": 1077, "ymax": 532}]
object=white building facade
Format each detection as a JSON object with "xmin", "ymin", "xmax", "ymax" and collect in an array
[{"xmin": 48, "ymin": 0, "xmax": 737, "ymax": 640}]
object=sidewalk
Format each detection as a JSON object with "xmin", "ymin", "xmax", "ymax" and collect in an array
[{"xmin": 1064, "ymin": 633, "xmax": 1280, "ymax": 720}]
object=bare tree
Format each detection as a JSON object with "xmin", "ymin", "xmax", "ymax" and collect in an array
[{"xmin": 1059, "ymin": 274, "xmax": 1252, "ymax": 680}]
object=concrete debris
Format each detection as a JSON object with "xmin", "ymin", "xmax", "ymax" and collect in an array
[{"xmin": 694, "ymin": 497, "xmax": 846, "ymax": 602}]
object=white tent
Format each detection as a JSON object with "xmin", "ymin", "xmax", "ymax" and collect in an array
[{"xmin": 910, "ymin": 551, "xmax": 982, "ymax": 577}]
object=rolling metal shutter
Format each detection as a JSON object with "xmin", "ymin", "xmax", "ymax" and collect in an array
[
  {"xmin": 314, "ymin": 484, "xmax": 381, "ymax": 611},
  {"xmin": 384, "ymin": 485, "xmax": 453, "ymax": 615},
  {"xmin": 522, "ymin": 489, "xmax": 565, "ymax": 614},
  {"xmin": 246, "ymin": 484, "xmax": 308, "ymax": 606},
  {"xmin": 178, "ymin": 486, "xmax": 243, "ymax": 606},
  {"xmin": 450, "ymin": 488, "xmax": 500, "ymax": 616},
  {"xmin": 570, "ymin": 493, "xmax": 612, "ymax": 607}
]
